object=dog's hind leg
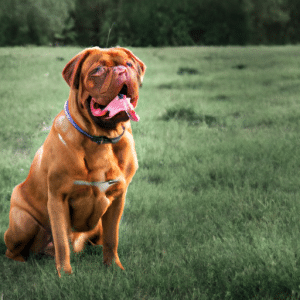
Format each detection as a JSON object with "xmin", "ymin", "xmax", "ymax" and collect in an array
[{"xmin": 4, "ymin": 205, "xmax": 48, "ymax": 262}]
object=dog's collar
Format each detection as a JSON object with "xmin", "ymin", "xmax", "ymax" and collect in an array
[{"xmin": 64, "ymin": 100, "xmax": 125, "ymax": 144}]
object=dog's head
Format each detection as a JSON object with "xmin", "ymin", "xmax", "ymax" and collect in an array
[{"xmin": 62, "ymin": 47, "xmax": 146, "ymax": 129}]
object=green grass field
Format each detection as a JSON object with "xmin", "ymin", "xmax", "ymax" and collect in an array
[{"xmin": 1, "ymin": 45, "xmax": 300, "ymax": 299}]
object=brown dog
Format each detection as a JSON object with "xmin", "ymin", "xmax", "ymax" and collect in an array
[{"xmin": 4, "ymin": 47, "xmax": 146, "ymax": 277}]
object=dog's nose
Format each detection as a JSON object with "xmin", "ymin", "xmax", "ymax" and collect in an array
[{"xmin": 114, "ymin": 66, "xmax": 127, "ymax": 76}]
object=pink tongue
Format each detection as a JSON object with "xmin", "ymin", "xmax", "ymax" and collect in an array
[{"xmin": 90, "ymin": 95, "xmax": 139, "ymax": 122}]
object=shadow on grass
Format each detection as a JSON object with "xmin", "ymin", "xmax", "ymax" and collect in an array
[
  {"xmin": 232, "ymin": 64, "xmax": 247, "ymax": 70},
  {"xmin": 177, "ymin": 67, "xmax": 200, "ymax": 75},
  {"xmin": 160, "ymin": 107, "xmax": 218, "ymax": 127},
  {"xmin": 157, "ymin": 81, "xmax": 203, "ymax": 90}
]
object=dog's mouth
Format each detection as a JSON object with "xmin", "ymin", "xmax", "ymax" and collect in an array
[{"xmin": 89, "ymin": 85, "xmax": 139, "ymax": 122}]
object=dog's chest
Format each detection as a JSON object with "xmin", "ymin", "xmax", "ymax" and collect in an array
[
  {"xmin": 66, "ymin": 148, "xmax": 130, "ymax": 230},
  {"xmin": 68, "ymin": 145, "xmax": 132, "ymax": 199},
  {"xmin": 59, "ymin": 134, "xmax": 137, "ymax": 230}
]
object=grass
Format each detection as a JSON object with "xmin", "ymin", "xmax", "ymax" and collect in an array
[{"xmin": 0, "ymin": 45, "xmax": 300, "ymax": 299}]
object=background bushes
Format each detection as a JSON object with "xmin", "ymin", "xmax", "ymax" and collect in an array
[{"xmin": 0, "ymin": 0, "xmax": 299, "ymax": 47}]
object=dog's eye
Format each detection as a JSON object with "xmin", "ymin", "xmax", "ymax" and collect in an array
[
  {"xmin": 126, "ymin": 62, "xmax": 133, "ymax": 67},
  {"xmin": 92, "ymin": 66, "xmax": 105, "ymax": 76}
]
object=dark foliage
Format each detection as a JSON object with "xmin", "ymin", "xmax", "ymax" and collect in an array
[{"xmin": 0, "ymin": 0, "xmax": 299, "ymax": 46}]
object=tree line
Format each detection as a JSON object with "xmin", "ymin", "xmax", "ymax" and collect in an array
[{"xmin": 1, "ymin": 0, "xmax": 299, "ymax": 47}]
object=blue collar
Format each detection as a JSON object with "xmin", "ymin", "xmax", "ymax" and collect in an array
[{"xmin": 64, "ymin": 100, "xmax": 125, "ymax": 144}]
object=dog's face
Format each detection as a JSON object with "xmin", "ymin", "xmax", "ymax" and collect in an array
[{"xmin": 62, "ymin": 47, "xmax": 146, "ymax": 128}]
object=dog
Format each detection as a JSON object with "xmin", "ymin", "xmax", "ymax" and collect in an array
[{"xmin": 4, "ymin": 47, "xmax": 146, "ymax": 277}]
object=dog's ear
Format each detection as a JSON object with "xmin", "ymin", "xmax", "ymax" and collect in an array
[
  {"xmin": 120, "ymin": 48, "xmax": 146, "ymax": 84},
  {"xmin": 62, "ymin": 49, "xmax": 92, "ymax": 89},
  {"xmin": 135, "ymin": 56, "xmax": 146, "ymax": 85}
]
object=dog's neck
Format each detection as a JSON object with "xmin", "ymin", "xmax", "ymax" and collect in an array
[{"xmin": 65, "ymin": 98, "xmax": 125, "ymax": 144}]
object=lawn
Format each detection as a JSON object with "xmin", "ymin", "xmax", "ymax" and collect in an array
[{"xmin": 0, "ymin": 45, "xmax": 300, "ymax": 299}]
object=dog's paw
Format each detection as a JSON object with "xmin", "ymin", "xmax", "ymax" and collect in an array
[
  {"xmin": 43, "ymin": 242, "xmax": 55, "ymax": 257},
  {"xmin": 5, "ymin": 249, "xmax": 26, "ymax": 262},
  {"xmin": 115, "ymin": 258, "xmax": 125, "ymax": 270},
  {"xmin": 56, "ymin": 264, "xmax": 73, "ymax": 278},
  {"xmin": 103, "ymin": 254, "xmax": 124, "ymax": 270},
  {"xmin": 71, "ymin": 232, "xmax": 89, "ymax": 253}
]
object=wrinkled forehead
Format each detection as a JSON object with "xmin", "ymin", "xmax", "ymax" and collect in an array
[{"xmin": 82, "ymin": 48, "xmax": 132, "ymax": 72}]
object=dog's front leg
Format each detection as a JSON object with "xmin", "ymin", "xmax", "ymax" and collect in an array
[
  {"xmin": 47, "ymin": 193, "xmax": 72, "ymax": 277},
  {"xmin": 102, "ymin": 193, "xmax": 125, "ymax": 270}
]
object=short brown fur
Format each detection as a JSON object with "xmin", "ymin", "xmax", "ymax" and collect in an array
[{"xmin": 4, "ymin": 47, "xmax": 146, "ymax": 277}]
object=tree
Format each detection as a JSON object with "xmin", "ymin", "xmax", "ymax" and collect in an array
[
  {"xmin": 0, "ymin": 0, "xmax": 74, "ymax": 46},
  {"xmin": 188, "ymin": 0, "xmax": 250, "ymax": 45},
  {"xmin": 246, "ymin": 0, "xmax": 290, "ymax": 44}
]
